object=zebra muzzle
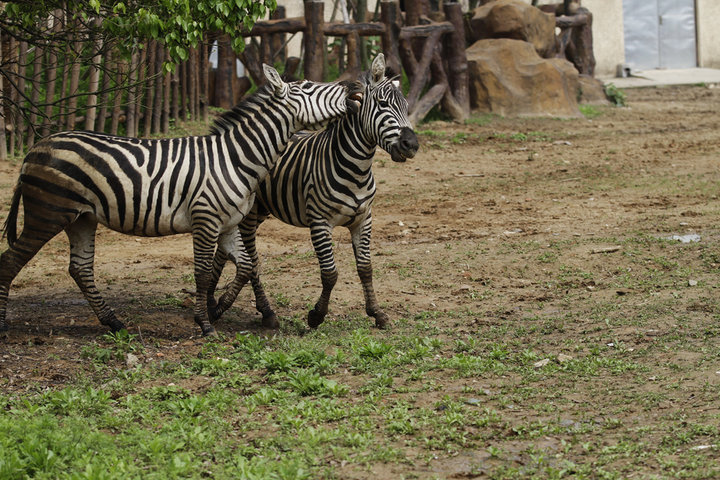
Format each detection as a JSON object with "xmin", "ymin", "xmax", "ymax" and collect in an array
[{"xmin": 347, "ymin": 92, "xmax": 363, "ymax": 114}]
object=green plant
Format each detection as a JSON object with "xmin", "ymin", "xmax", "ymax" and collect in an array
[{"xmin": 604, "ymin": 83, "xmax": 627, "ymax": 106}]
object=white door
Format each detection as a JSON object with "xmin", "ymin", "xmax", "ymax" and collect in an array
[{"xmin": 623, "ymin": 0, "xmax": 696, "ymax": 70}]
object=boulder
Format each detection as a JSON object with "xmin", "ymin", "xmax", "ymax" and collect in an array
[
  {"xmin": 469, "ymin": 0, "xmax": 556, "ymax": 58},
  {"xmin": 578, "ymin": 74, "xmax": 610, "ymax": 105},
  {"xmin": 467, "ymin": 38, "xmax": 582, "ymax": 118}
]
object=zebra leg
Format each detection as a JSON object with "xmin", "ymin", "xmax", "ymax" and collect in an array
[
  {"xmin": 191, "ymin": 225, "xmax": 221, "ymax": 336},
  {"xmin": 350, "ymin": 215, "xmax": 389, "ymax": 329},
  {"xmin": 65, "ymin": 215, "xmax": 125, "ymax": 332},
  {"xmin": 210, "ymin": 230, "xmax": 253, "ymax": 322},
  {"xmin": 307, "ymin": 224, "xmax": 338, "ymax": 329},
  {"xmin": 0, "ymin": 229, "xmax": 63, "ymax": 332},
  {"xmin": 206, "ymin": 246, "xmax": 229, "ymax": 320},
  {"xmin": 240, "ymin": 217, "xmax": 279, "ymax": 328}
]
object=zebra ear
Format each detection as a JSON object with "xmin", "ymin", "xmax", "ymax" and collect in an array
[
  {"xmin": 263, "ymin": 64, "xmax": 287, "ymax": 96},
  {"xmin": 370, "ymin": 53, "xmax": 386, "ymax": 86}
]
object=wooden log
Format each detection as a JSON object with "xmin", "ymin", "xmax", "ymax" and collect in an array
[
  {"xmin": 303, "ymin": 0, "xmax": 325, "ymax": 81},
  {"xmin": 345, "ymin": 32, "xmax": 361, "ymax": 75},
  {"xmin": 567, "ymin": 8, "xmax": 595, "ymax": 76},
  {"xmin": 443, "ymin": 2, "xmax": 469, "ymax": 119},
  {"xmin": 241, "ymin": 17, "xmax": 305, "ymax": 37},
  {"xmin": 430, "ymin": 49, "xmax": 465, "ymax": 122},
  {"xmin": 261, "ymin": 34, "xmax": 272, "ymax": 65},
  {"xmin": 270, "ymin": 6, "xmax": 287, "ymax": 63},
  {"xmin": 406, "ymin": 29, "xmax": 443, "ymax": 110},
  {"xmin": 323, "ymin": 22, "xmax": 385, "ymax": 36},
  {"xmin": 380, "ymin": 0, "xmax": 402, "ymax": 75},
  {"xmin": 555, "ymin": 13, "xmax": 588, "ymax": 29},
  {"xmin": 409, "ymin": 83, "xmax": 446, "ymax": 126},
  {"xmin": 238, "ymin": 42, "xmax": 265, "ymax": 87},
  {"xmin": 400, "ymin": 23, "xmax": 454, "ymax": 38},
  {"xmin": 284, "ymin": 56, "xmax": 301, "ymax": 80}
]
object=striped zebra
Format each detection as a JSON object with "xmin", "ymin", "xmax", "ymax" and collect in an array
[
  {"xmin": 206, "ymin": 54, "xmax": 418, "ymax": 329},
  {"xmin": 0, "ymin": 65, "xmax": 362, "ymax": 336}
]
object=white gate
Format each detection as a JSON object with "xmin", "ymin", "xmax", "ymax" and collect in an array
[{"xmin": 623, "ymin": 0, "xmax": 697, "ymax": 70}]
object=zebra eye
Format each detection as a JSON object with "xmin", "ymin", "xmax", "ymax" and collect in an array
[
  {"xmin": 301, "ymin": 83, "xmax": 313, "ymax": 91},
  {"xmin": 377, "ymin": 99, "xmax": 389, "ymax": 108}
]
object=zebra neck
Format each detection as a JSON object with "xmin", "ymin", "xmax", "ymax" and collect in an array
[
  {"xmin": 331, "ymin": 115, "xmax": 377, "ymax": 172},
  {"xmin": 222, "ymin": 109, "xmax": 295, "ymax": 171}
]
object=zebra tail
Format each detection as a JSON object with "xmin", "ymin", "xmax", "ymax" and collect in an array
[{"xmin": 1, "ymin": 180, "xmax": 22, "ymax": 249}]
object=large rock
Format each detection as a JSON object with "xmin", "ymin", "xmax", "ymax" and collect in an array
[
  {"xmin": 469, "ymin": 0, "xmax": 556, "ymax": 58},
  {"xmin": 467, "ymin": 38, "xmax": 582, "ymax": 118},
  {"xmin": 578, "ymin": 75, "xmax": 610, "ymax": 105}
]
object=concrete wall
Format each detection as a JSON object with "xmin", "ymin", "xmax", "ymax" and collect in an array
[{"xmin": 697, "ymin": 0, "xmax": 720, "ymax": 68}]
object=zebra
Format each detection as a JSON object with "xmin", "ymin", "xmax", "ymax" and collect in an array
[
  {"xmin": 0, "ymin": 64, "xmax": 363, "ymax": 337},
  {"xmin": 205, "ymin": 53, "xmax": 419, "ymax": 330}
]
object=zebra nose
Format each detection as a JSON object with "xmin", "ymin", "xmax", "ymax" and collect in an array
[{"xmin": 398, "ymin": 127, "xmax": 419, "ymax": 156}]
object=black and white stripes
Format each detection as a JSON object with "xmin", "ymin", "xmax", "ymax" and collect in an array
[
  {"xmin": 206, "ymin": 54, "xmax": 419, "ymax": 329},
  {"xmin": 0, "ymin": 65, "xmax": 360, "ymax": 336}
]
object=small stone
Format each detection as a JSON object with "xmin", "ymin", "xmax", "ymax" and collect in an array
[
  {"xmin": 688, "ymin": 279, "xmax": 698, "ymax": 287},
  {"xmin": 126, "ymin": 353, "xmax": 140, "ymax": 367},
  {"xmin": 465, "ymin": 398, "xmax": 482, "ymax": 406},
  {"xmin": 557, "ymin": 354, "xmax": 573, "ymax": 363},
  {"xmin": 534, "ymin": 358, "xmax": 550, "ymax": 369}
]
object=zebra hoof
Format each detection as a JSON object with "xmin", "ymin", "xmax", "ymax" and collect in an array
[
  {"xmin": 107, "ymin": 319, "xmax": 126, "ymax": 333},
  {"xmin": 307, "ymin": 309, "xmax": 325, "ymax": 329},
  {"xmin": 374, "ymin": 313, "xmax": 390, "ymax": 330},
  {"xmin": 201, "ymin": 325, "xmax": 218, "ymax": 337},
  {"xmin": 262, "ymin": 313, "xmax": 280, "ymax": 329}
]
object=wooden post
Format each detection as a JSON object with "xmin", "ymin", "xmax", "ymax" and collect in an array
[
  {"xmin": 443, "ymin": 2, "xmax": 469, "ymax": 119},
  {"xmin": 96, "ymin": 50, "xmax": 113, "ymax": 132},
  {"xmin": 381, "ymin": 1, "xmax": 402, "ymax": 75},
  {"xmin": 66, "ymin": 36, "xmax": 82, "ymax": 130},
  {"xmin": 84, "ymin": 18, "xmax": 102, "ymax": 131},
  {"xmin": 143, "ymin": 40, "xmax": 157, "ymax": 137},
  {"xmin": 303, "ymin": 0, "xmax": 325, "ymax": 81},
  {"xmin": 16, "ymin": 41, "xmax": 27, "ymax": 152},
  {"xmin": 42, "ymin": 10, "xmax": 62, "ymax": 137},
  {"xmin": 270, "ymin": 5, "xmax": 287, "ymax": 64},
  {"xmin": 152, "ymin": 42, "xmax": 164, "ymax": 134},
  {"xmin": 109, "ymin": 59, "xmax": 124, "ymax": 135}
]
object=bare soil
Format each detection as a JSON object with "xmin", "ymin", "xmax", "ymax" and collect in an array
[{"xmin": 1, "ymin": 85, "xmax": 720, "ymax": 473}]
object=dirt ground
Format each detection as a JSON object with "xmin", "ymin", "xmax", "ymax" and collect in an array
[{"xmin": 1, "ymin": 84, "xmax": 719, "ymax": 405}]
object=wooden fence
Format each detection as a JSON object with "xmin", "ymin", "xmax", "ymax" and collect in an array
[{"xmin": 0, "ymin": 0, "xmax": 594, "ymax": 160}]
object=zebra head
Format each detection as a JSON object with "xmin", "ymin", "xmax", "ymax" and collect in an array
[
  {"xmin": 358, "ymin": 54, "xmax": 419, "ymax": 163},
  {"xmin": 263, "ymin": 64, "xmax": 363, "ymax": 131}
]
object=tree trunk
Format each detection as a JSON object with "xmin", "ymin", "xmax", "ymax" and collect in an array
[
  {"xmin": 0, "ymin": 30, "xmax": 8, "ymax": 159},
  {"xmin": 133, "ymin": 45, "xmax": 147, "ymax": 136},
  {"xmin": 143, "ymin": 40, "xmax": 157, "ymax": 137},
  {"xmin": 110, "ymin": 58, "xmax": 124, "ymax": 135},
  {"xmin": 96, "ymin": 50, "xmax": 113, "ymax": 132},
  {"xmin": 7, "ymin": 36, "xmax": 17, "ymax": 157},
  {"xmin": 84, "ymin": 18, "xmax": 103, "ymax": 131},
  {"xmin": 126, "ymin": 50, "xmax": 139, "ymax": 137},
  {"xmin": 163, "ymin": 49, "xmax": 171, "ymax": 133},
  {"xmin": 42, "ymin": 10, "xmax": 62, "ymax": 137},
  {"xmin": 171, "ymin": 65, "xmax": 180, "ymax": 123},
  {"xmin": 27, "ymin": 43, "xmax": 43, "ymax": 148},
  {"xmin": 215, "ymin": 35, "xmax": 235, "ymax": 110},
  {"xmin": 66, "ymin": 35, "xmax": 82, "ymax": 130},
  {"xmin": 16, "ymin": 40, "xmax": 28, "ymax": 153},
  {"xmin": 198, "ymin": 40, "xmax": 208, "ymax": 122},
  {"xmin": 180, "ymin": 60, "xmax": 188, "ymax": 120},
  {"xmin": 152, "ymin": 42, "xmax": 164, "ymax": 134}
]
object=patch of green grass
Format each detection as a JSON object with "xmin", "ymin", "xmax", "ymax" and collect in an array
[{"xmin": 579, "ymin": 104, "xmax": 602, "ymax": 118}]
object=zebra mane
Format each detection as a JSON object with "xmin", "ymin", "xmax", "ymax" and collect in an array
[{"xmin": 209, "ymin": 83, "xmax": 275, "ymax": 135}]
